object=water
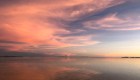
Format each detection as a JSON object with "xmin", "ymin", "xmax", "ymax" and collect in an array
[{"xmin": 0, "ymin": 57, "xmax": 140, "ymax": 80}]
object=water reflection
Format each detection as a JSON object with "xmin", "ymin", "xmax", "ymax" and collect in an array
[
  {"xmin": 54, "ymin": 70, "xmax": 100, "ymax": 80},
  {"xmin": 0, "ymin": 57, "xmax": 140, "ymax": 80}
]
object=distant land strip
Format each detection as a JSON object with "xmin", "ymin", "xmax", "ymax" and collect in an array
[{"xmin": 122, "ymin": 57, "xmax": 140, "ymax": 58}]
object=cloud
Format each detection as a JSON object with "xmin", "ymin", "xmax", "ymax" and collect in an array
[
  {"xmin": 54, "ymin": 0, "xmax": 124, "ymax": 21},
  {"xmin": 0, "ymin": 40, "xmax": 25, "ymax": 44},
  {"xmin": 84, "ymin": 13, "xmax": 140, "ymax": 31},
  {"xmin": 0, "ymin": 0, "xmax": 126, "ymax": 53},
  {"xmin": 55, "ymin": 35, "xmax": 99, "ymax": 47}
]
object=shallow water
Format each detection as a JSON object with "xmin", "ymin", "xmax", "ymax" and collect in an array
[{"xmin": 0, "ymin": 57, "xmax": 140, "ymax": 80}]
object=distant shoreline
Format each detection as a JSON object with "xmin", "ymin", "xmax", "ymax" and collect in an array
[{"xmin": 122, "ymin": 57, "xmax": 140, "ymax": 58}]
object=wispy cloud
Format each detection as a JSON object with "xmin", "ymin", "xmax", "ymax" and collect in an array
[{"xmin": 84, "ymin": 13, "xmax": 140, "ymax": 31}]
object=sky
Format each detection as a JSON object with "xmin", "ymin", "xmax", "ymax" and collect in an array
[{"xmin": 0, "ymin": 0, "xmax": 140, "ymax": 57}]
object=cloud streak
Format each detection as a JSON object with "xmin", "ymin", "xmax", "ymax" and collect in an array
[{"xmin": 84, "ymin": 13, "xmax": 140, "ymax": 31}]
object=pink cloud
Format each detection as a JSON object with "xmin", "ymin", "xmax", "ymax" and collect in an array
[{"xmin": 0, "ymin": 0, "xmax": 123, "ymax": 52}]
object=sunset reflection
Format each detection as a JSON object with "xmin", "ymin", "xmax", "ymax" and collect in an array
[{"xmin": 0, "ymin": 57, "xmax": 140, "ymax": 80}]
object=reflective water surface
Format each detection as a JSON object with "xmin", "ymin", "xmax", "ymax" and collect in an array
[{"xmin": 0, "ymin": 57, "xmax": 140, "ymax": 80}]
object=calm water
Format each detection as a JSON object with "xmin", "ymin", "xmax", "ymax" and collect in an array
[{"xmin": 0, "ymin": 57, "xmax": 140, "ymax": 80}]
